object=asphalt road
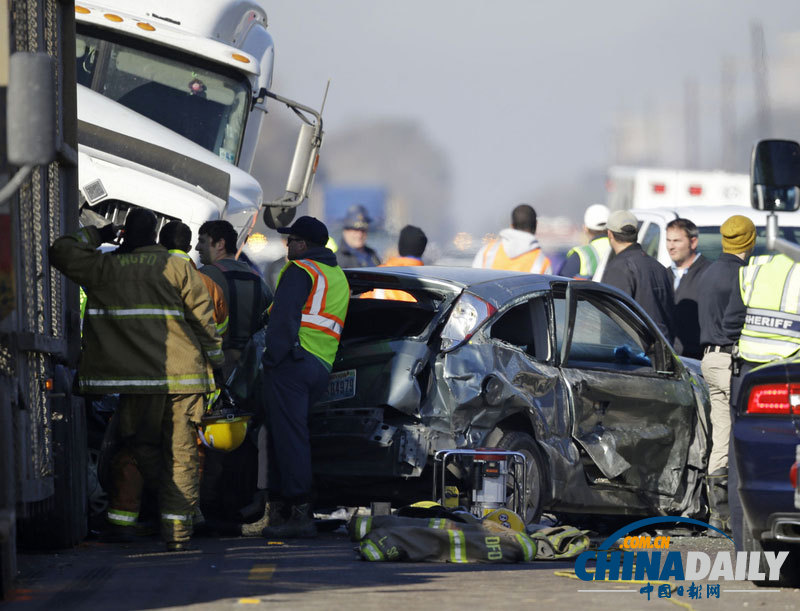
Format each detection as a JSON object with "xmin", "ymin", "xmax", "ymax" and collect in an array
[{"xmin": 4, "ymin": 529, "xmax": 799, "ymax": 610}]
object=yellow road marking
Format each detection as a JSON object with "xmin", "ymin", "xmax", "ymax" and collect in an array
[
  {"xmin": 248, "ymin": 564, "xmax": 276, "ymax": 581},
  {"xmin": 238, "ymin": 598, "xmax": 261, "ymax": 604}
]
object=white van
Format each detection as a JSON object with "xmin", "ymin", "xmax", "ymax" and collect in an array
[
  {"xmin": 593, "ymin": 205, "xmax": 800, "ymax": 279},
  {"xmin": 606, "ymin": 167, "xmax": 750, "ymax": 210}
]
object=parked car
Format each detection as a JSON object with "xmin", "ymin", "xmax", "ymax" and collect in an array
[
  {"xmin": 592, "ymin": 204, "xmax": 800, "ymax": 279},
  {"xmin": 734, "ymin": 358, "xmax": 800, "ymax": 587},
  {"xmin": 310, "ymin": 267, "xmax": 709, "ymax": 522}
]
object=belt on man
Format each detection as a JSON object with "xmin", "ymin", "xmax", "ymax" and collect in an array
[{"xmin": 703, "ymin": 344, "xmax": 734, "ymax": 355}]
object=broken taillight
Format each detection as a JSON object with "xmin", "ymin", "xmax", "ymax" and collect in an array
[
  {"xmin": 441, "ymin": 292, "xmax": 496, "ymax": 352},
  {"xmin": 746, "ymin": 383, "xmax": 800, "ymax": 414}
]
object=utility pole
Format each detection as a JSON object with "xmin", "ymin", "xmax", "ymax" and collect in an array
[
  {"xmin": 750, "ymin": 19, "xmax": 772, "ymax": 137},
  {"xmin": 684, "ymin": 77, "xmax": 699, "ymax": 168},
  {"xmin": 721, "ymin": 56, "xmax": 737, "ymax": 171}
]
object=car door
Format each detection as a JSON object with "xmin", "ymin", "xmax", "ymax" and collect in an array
[{"xmin": 552, "ymin": 281, "xmax": 696, "ymax": 499}]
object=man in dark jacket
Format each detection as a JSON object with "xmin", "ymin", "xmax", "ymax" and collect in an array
[
  {"xmin": 246, "ymin": 216, "xmax": 349, "ymax": 539},
  {"xmin": 335, "ymin": 204, "xmax": 381, "ymax": 268},
  {"xmin": 601, "ymin": 210, "xmax": 675, "ymax": 339},
  {"xmin": 667, "ymin": 218, "xmax": 711, "ymax": 359},
  {"xmin": 697, "ymin": 214, "xmax": 756, "ymax": 537}
]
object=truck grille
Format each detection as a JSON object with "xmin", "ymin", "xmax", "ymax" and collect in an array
[{"xmin": 89, "ymin": 200, "xmax": 179, "ymax": 235}]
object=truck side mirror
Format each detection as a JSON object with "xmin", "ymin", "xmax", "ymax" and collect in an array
[
  {"xmin": 260, "ymin": 90, "xmax": 323, "ymax": 229},
  {"xmin": 7, "ymin": 52, "xmax": 57, "ymax": 166},
  {"xmin": 751, "ymin": 139, "xmax": 800, "ymax": 212}
]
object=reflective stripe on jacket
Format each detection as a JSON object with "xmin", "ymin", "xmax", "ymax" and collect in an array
[
  {"xmin": 50, "ymin": 227, "xmax": 223, "ymax": 393},
  {"xmin": 480, "ymin": 239, "xmax": 552, "ymax": 274},
  {"xmin": 271, "ymin": 258, "xmax": 349, "ymax": 366},
  {"xmin": 566, "ymin": 236, "xmax": 611, "ymax": 279},
  {"xmin": 738, "ymin": 254, "xmax": 800, "ymax": 362}
]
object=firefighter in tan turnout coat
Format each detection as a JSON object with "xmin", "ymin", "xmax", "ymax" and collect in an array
[{"xmin": 49, "ymin": 210, "xmax": 223, "ymax": 551}]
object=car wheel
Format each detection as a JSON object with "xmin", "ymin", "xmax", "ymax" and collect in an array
[
  {"xmin": 743, "ymin": 513, "xmax": 800, "ymax": 587},
  {"xmin": 497, "ymin": 431, "xmax": 546, "ymax": 525}
]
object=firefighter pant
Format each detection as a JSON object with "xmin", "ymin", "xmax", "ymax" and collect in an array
[
  {"xmin": 263, "ymin": 349, "xmax": 329, "ymax": 502},
  {"xmin": 701, "ymin": 351, "xmax": 732, "ymax": 474},
  {"xmin": 107, "ymin": 394, "xmax": 205, "ymax": 542}
]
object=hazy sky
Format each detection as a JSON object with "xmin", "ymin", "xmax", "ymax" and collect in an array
[{"xmin": 265, "ymin": 1, "xmax": 800, "ymax": 232}]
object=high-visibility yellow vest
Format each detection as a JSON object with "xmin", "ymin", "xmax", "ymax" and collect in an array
[
  {"xmin": 273, "ymin": 258, "xmax": 349, "ymax": 366},
  {"xmin": 738, "ymin": 254, "xmax": 800, "ymax": 363},
  {"xmin": 481, "ymin": 240, "xmax": 552, "ymax": 274},
  {"xmin": 566, "ymin": 236, "xmax": 611, "ymax": 279}
]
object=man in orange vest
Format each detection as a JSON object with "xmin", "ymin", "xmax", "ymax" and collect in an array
[
  {"xmin": 472, "ymin": 204, "xmax": 552, "ymax": 274},
  {"xmin": 362, "ymin": 225, "xmax": 427, "ymax": 302}
]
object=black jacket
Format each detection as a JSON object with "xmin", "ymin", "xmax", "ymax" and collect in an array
[
  {"xmin": 672, "ymin": 254, "xmax": 712, "ymax": 359},
  {"xmin": 601, "ymin": 243, "xmax": 675, "ymax": 340},
  {"xmin": 336, "ymin": 240, "xmax": 381, "ymax": 268},
  {"xmin": 699, "ymin": 253, "xmax": 747, "ymax": 349},
  {"xmin": 263, "ymin": 246, "xmax": 339, "ymax": 369}
]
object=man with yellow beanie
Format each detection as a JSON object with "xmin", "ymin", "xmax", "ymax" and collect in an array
[
  {"xmin": 722, "ymin": 215, "xmax": 800, "ymax": 549},
  {"xmin": 696, "ymin": 214, "xmax": 756, "ymax": 537}
]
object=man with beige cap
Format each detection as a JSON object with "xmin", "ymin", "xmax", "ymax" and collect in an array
[
  {"xmin": 696, "ymin": 214, "xmax": 756, "ymax": 536},
  {"xmin": 601, "ymin": 209, "xmax": 675, "ymax": 339},
  {"xmin": 560, "ymin": 203, "xmax": 611, "ymax": 280}
]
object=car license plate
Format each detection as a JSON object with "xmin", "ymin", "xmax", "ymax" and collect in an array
[{"xmin": 320, "ymin": 369, "xmax": 356, "ymax": 403}]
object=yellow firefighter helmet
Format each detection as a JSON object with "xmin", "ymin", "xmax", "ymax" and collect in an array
[{"xmin": 198, "ymin": 415, "xmax": 250, "ymax": 452}]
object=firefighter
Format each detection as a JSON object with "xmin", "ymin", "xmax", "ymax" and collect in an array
[
  {"xmin": 160, "ymin": 221, "xmax": 228, "ymax": 337},
  {"xmin": 472, "ymin": 204, "xmax": 552, "ymax": 273},
  {"xmin": 726, "ymin": 249, "xmax": 800, "ymax": 549},
  {"xmin": 560, "ymin": 203, "xmax": 610, "ymax": 279},
  {"xmin": 244, "ymin": 216, "xmax": 349, "ymax": 539},
  {"xmin": 49, "ymin": 209, "xmax": 223, "ymax": 551}
]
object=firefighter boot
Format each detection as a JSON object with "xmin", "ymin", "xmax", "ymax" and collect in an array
[
  {"xmin": 261, "ymin": 503, "xmax": 317, "ymax": 539},
  {"xmin": 240, "ymin": 501, "xmax": 286, "ymax": 537},
  {"xmin": 707, "ymin": 468, "xmax": 730, "ymax": 537}
]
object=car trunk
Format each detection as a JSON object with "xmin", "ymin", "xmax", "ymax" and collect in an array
[{"xmin": 310, "ymin": 271, "xmax": 462, "ymax": 480}]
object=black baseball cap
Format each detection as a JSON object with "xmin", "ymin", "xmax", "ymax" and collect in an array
[{"xmin": 277, "ymin": 215, "xmax": 329, "ymax": 246}]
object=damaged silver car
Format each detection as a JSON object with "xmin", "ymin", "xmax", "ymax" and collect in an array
[{"xmin": 311, "ymin": 267, "xmax": 709, "ymax": 522}]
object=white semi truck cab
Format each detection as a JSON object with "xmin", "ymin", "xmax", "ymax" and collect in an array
[{"xmin": 73, "ymin": 0, "xmax": 322, "ymax": 243}]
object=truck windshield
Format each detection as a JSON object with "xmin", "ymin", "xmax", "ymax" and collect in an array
[{"xmin": 76, "ymin": 29, "xmax": 250, "ymax": 164}]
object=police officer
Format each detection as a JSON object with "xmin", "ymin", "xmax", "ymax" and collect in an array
[
  {"xmin": 560, "ymin": 204, "xmax": 610, "ymax": 279},
  {"xmin": 697, "ymin": 215, "xmax": 755, "ymax": 536},
  {"xmin": 336, "ymin": 205, "xmax": 381, "ymax": 268},
  {"xmin": 253, "ymin": 216, "xmax": 349, "ymax": 539},
  {"xmin": 725, "ymin": 244, "xmax": 800, "ymax": 548},
  {"xmin": 50, "ymin": 210, "xmax": 223, "ymax": 551}
]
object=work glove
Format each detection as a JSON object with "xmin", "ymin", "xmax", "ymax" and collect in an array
[{"xmin": 97, "ymin": 222, "xmax": 119, "ymax": 243}]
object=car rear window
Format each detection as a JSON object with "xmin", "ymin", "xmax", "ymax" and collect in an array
[{"xmin": 340, "ymin": 296, "xmax": 440, "ymax": 344}]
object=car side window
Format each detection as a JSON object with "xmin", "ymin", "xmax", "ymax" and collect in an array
[
  {"xmin": 566, "ymin": 298, "xmax": 655, "ymax": 373},
  {"xmin": 490, "ymin": 297, "xmax": 550, "ymax": 361},
  {"xmin": 641, "ymin": 222, "xmax": 661, "ymax": 258},
  {"xmin": 491, "ymin": 301, "xmax": 534, "ymax": 354}
]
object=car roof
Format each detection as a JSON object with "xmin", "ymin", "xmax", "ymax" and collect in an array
[
  {"xmin": 631, "ymin": 204, "xmax": 800, "ymax": 226},
  {"xmin": 345, "ymin": 266, "xmax": 559, "ymax": 304}
]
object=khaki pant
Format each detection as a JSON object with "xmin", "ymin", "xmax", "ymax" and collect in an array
[
  {"xmin": 701, "ymin": 351, "xmax": 732, "ymax": 474},
  {"xmin": 108, "ymin": 394, "xmax": 205, "ymax": 542}
]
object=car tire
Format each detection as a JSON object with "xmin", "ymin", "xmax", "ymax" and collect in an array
[
  {"xmin": 497, "ymin": 431, "xmax": 546, "ymax": 525},
  {"xmin": 743, "ymin": 513, "xmax": 800, "ymax": 587}
]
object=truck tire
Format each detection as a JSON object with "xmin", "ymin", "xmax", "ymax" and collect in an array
[{"xmin": 497, "ymin": 431, "xmax": 546, "ymax": 525}]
